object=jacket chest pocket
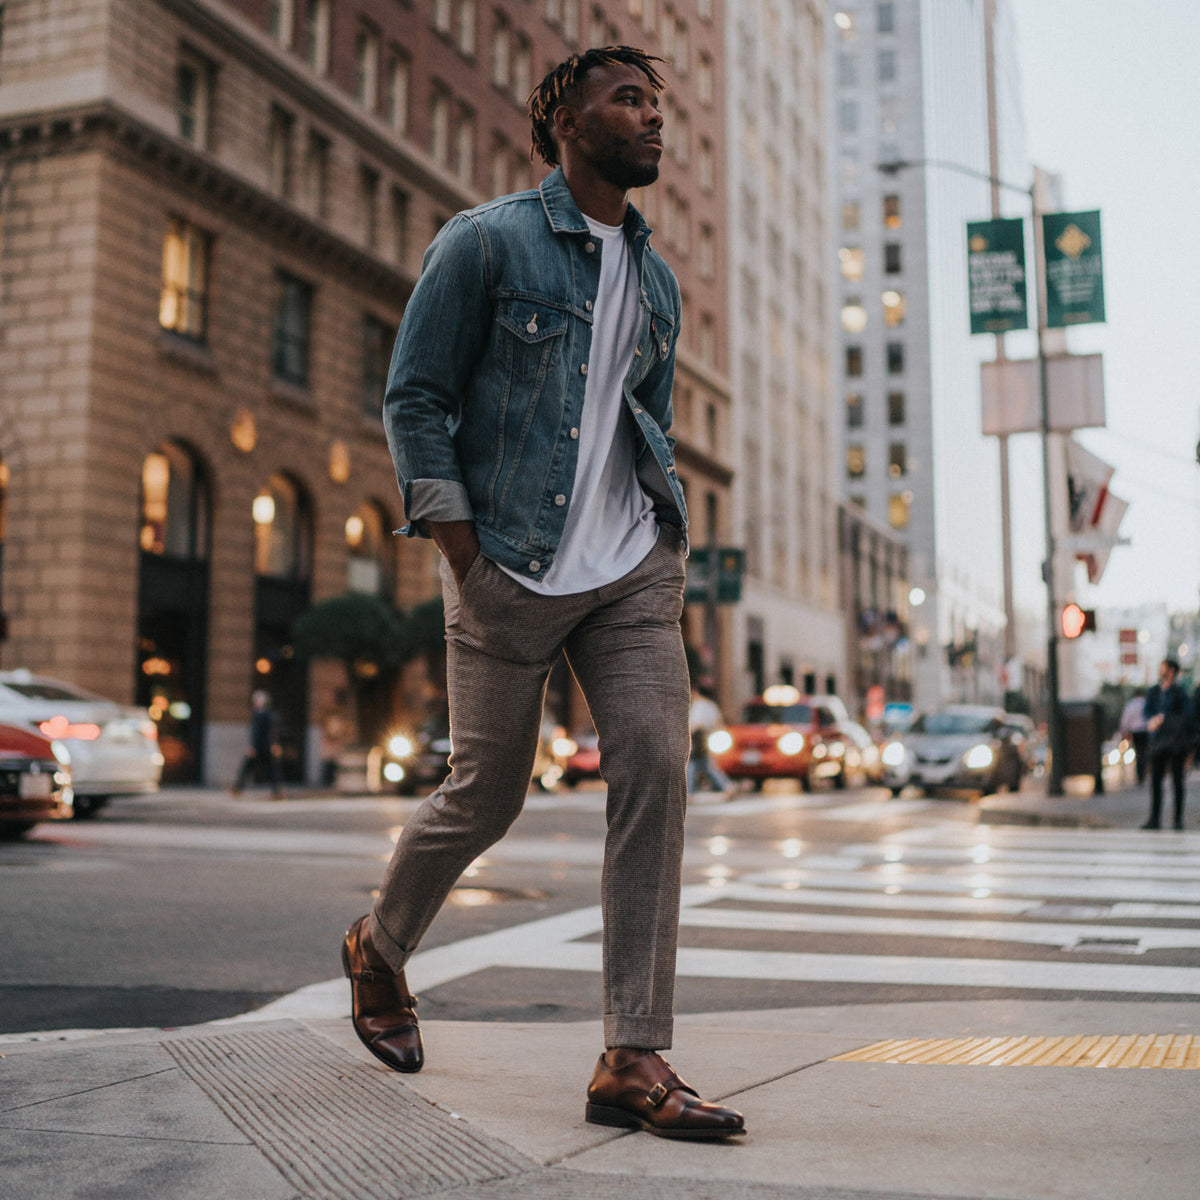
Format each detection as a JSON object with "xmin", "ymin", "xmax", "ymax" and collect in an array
[{"xmin": 496, "ymin": 301, "xmax": 569, "ymax": 383}]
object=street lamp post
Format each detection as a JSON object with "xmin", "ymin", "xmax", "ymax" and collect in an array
[{"xmin": 877, "ymin": 157, "xmax": 1066, "ymax": 795}]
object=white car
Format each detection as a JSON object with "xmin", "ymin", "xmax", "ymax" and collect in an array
[{"xmin": 0, "ymin": 670, "xmax": 164, "ymax": 817}]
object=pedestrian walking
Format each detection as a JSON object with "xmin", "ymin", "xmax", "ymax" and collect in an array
[
  {"xmin": 1141, "ymin": 658, "xmax": 1191, "ymax": 830},
  {"xmin": 687, "ymin": 686, "xmax": 733, "ymax": 795},
  {"xmin": 341, "ymin": 46, "xmax": 744, "ymax": 1140},
  {"xmin": 231, "ymin": 689, "xmax": 284, "ymax": 799}
]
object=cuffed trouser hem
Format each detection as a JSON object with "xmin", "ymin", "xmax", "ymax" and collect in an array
[
  {"xmin": 367, "ymin": 909, "xmax": 413, "ymax": 973},
  {"xmin": 604, "ymin": 1013, "xmax": 674, "ymax": 1051}
]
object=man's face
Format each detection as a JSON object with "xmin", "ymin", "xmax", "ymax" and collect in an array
[
  {"xmin": 1160, "ymin": 663, "xmax": 1178, "ymax": 686},
  {"xmin": 562, "ymin": 62, "xmax": 664, "ymax": 189}
]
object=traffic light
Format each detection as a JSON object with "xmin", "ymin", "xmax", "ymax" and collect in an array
[{"xmin": 1060, "ymin": 603, "xmax": 1096, "ymax": 639}]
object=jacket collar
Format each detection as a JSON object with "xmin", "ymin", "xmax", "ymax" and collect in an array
[{"xmin": 538, "ymin": 166, "xmax": 653, "ymax": 243}]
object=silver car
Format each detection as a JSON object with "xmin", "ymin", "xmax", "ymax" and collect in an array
[
  {"xmin": 880, "ymin": 705, "xmax": 1024, "ymax": 796},
  {"xmin": 0, "ymin": 671, "xmax": 164, "ymax": 817}
]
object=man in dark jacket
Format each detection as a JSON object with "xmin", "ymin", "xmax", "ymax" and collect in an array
[{"xmin": 1141, "ymin": 658, "xmax": 1191, "ymax": 830}]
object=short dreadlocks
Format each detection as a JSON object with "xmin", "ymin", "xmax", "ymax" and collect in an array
[{"xmin": 528, "ymin": 46, "xmax": 668, "ymax": 167}]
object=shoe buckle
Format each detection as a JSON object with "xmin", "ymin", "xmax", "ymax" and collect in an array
[{"xmin": 647, "ymin": 1082, "xmax": 669, "ymax": 1108}]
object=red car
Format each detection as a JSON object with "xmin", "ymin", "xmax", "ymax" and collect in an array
[
  {"xmin": 0, "ymin": 722, "xmax": 73, "ymax": 839},
  {"xmin": 709, "ymin": 687, "xmax": 852, "ymax": 791}
]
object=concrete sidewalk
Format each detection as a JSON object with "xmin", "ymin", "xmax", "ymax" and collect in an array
[
  {"xmin": 979, "ymin": 763, "xmax": 1164, "ymax": 829},
  {"xmin": 3, "ymin": 994, "xmax": 1198, "ymax": 1200}
]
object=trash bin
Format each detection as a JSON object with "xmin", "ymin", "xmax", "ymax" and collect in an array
[{"xmin": 1060, "ymin": 700, "xmax": 1105, "ymax": 793}]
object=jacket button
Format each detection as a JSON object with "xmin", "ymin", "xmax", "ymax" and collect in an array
[
  {"xmin": 585, "ymin": 300, "xmax": 593, "ymax": 311},
  {"xmin": 580, "ymin": 363, "xmax": 588, "ymax": 375},
  {"xmin": 570, "ymin": 427, "xmax": 579, "ymax": 439},
  {"xmin": 554, "ymin": 494, "xmax": 566, "ymax": 506},
  {"xmin": 528, "ymin": 560, "xmax": 541, "ymax": 572},
  {"xmin": 585, "ymin": 241, "xmax": 596, "ymax": 253}
]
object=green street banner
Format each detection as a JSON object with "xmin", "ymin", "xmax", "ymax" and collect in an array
[
  {"xmin": 684, "ymin": 547, "xmax": 745, "ymax": 605},
  {"xmin": 1043, "ymin": 209, "xmax": 1106, "ymax": 327},
  {"xmin": 967, "ymin": 217, "xmax": 1028, "ymax": 334}
]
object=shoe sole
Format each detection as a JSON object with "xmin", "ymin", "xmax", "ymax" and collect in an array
[
  {"xmin": 341, "ymin": 936, "xmax": 424, "ymax": 1074},
  {"xmin": 585, "ymin": 1101, "xmax": 746, "ymax": 1139}
]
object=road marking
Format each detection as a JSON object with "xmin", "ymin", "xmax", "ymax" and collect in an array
[{"xmin": 833, "ymin": 1034, "xmax": 1200, "ymax": 1068}]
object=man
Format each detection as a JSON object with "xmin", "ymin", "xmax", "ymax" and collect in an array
[
  {"xmin": 1141, "ymin": 658, "xmax": 1191, "ymax": 830},
  {"xmin": 342, "ymin": 47, "xmax": 744, "ymax": 1140},
  {"xmin": 687, "ymin": 685, "xmax": 732, "ymax": 795},
  {"xmin": 231, "ymin": 689, "xmax": 284, "ymax": 799}
]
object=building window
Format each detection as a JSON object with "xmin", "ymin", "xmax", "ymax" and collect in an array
[
  {"xmin": 698, "ymin": 312, "xmax": 716, "ymax": 367},
  {"xmin": 835, "ymin": 10, "xmax": 856, "ymax": 40},
  {"xmin": 362, "ymin": 315, "xmax": 394, "ymax": 416},
  {"xmin": 841, "ymin": 301, "xmax": 867, "ymax": 333},
  {"xmin": 356, "ymin": 23, "xmax": 380, "ymax": 110},
  {"xmin": 886, "ymin": 342, "xmax": 905, "ymax": 374},
  {"xmin": 845, "ymin": 345, "xmax": 863, "ymax": 377},
  {"xmin": 268, "ymin": 0, "xmax": 294, "ymax": 46},
  {"xmin": 838, "ymin": 99, "xmax": 858, "ymax": 134},
  {"xmin": 884, "ymin": 242, "xmax": 902, "ymax": 274},
  {"xmin": 390, "ymin": 187, "xmax": 409, "ymax": 264},
  {"xmin": 429, "ymin": 85, "xmax": 450, "ymax": 164},
  {"xmin": 253, "ymin": 473, "xmax": 310, "ymax": 578},
  {"xmin": 176, "ymin": 48, "xmax": 212, "ymax": 148},
  {"xmin": 433, "ymin": 0, "xmax": 452, "ymax": 35},
  {"xmin": 884, "ymin": 193, "xmax": 902, "ymax": 228},
  {"xmin": 887, "ymin": 390, "xmax": 906, "ymax": 425},
  {"xmin": 838, "ymin": 51, "xmax": 856, "ymax": 87},
  {"xmin": 490, "ymin": 16, "xmax": 510, "ymax": 88},
  {"xmin": 888, "ymin": 492, "xmax": 910, "ymax": 530},
  {"xmin": 842, "ymin": 200, "xmax": 860, "ymax": 231},
  {"xmin": 847, "ymin": 444, "xmax": 866, "ymax": 479},
  {"xmin": 697, "ymin": 53, "xmax": 713, "ymax": 105},
  {"xmin": 268, "ymin": 104, "xmax": 294, "ymax": 197},
  {"xmin": 159, "ymin": 217, "xmax": 210, "ymax": 341},
  {"xmin": 698, "ymin": 224, "xmax": 715, "ymax": 279},
  {"xmin": 358, "ymin": 165, "xmax": 379, "ymax": 248},
  {"xmin": 846, "ymin": 393, "xmax": 864, "ymax": 428},
  {"xmin": 878, "ymin": 48, "xmax": 896, "ymax": 83},
  {"xmin": 888, "ymin": 442, "xmax": 907, "ymax": 477},
  {"xmin": 882, "ymin": 289, "xmax": 905, "ymax": 326},
  {"xmin": 698, "ymin": 137, "xmax": 713, "ymax": 190},
  {"xmin": 456, "ymin": 0, "xmax": 477, "ymax": 55},
  {"xmin": 346, "ymin": 501, "xmax": 394, "ymax": 596},
  {"xmin": 303, "ymin": 129, "xmax": 329, "ymax": 218},
  {"xmin": 386, "ymin": 50, "xmax": 410, "ymax": 133},
  {"xmin": 304, "ymin": 0, "xmax": 331, "ymax": 74},
  {"xmin": 512, "ymin": 36, "xmax": 532, "ymax": 102},
  {"xmin": 839, "ymin": 246, "xmax": 864, "ymax": 282},
  {"xmin": 271, "ymin": 271, "xmax": 313, "ymax": 387},
  {"xmin": 878, "ymin": 2, "xmax": 896, "ymax": 34},
  {"xmin": 490, "ymin": 137, "xmax": 509, "ymax": 198},
  {"xmin": 140, "ymin": 442, "xmax": 210, "ymax": 559},
  {"xmin": 455, "ymin": 105, "xmax": 475, "ymax": 183}
]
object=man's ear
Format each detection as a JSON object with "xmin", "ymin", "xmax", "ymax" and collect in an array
[{"xmin": 552, "ymin": 101, "xmax": 580, "ymax": 145}]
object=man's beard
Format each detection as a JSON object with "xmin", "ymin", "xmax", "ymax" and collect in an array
[{"xmin": 595, "ymin": 151, "xmax": 660, "ymax": 190}]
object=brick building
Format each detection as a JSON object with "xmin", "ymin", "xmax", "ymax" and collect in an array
[{"xmin": 0, "ymin": 0, "xmax": 730, "ymax": 783}]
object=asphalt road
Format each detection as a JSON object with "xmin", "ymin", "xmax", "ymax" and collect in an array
[{"xmin": 4, "ymin": 781, "xmax": 1199, "ymax": 1035}]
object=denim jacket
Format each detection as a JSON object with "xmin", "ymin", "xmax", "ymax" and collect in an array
[{"xmin": 383, "ymin": 167, "xmax": 687, "ymax": 582}]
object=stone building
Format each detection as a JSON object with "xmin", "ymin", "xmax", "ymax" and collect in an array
[{"xmin": 0, "ymin": 0, "xmax": 729, "ymax": 783}]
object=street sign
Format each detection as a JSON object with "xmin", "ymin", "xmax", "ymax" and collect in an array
[
  {"xmin": 1043, "ymin": 210, "xmax": 1106, "ymax": 327},
  {"xmin": 967, "ymin": 217, "xmax": 1029, "ymax": 334},
  {"xmin": 684, "ymin": 547, "xmax": 745, "ymax": 605}
]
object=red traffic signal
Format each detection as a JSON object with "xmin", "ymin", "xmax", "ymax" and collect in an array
[{"xmin": 1060, "ymin": 603, "xmax": 1096, "ymax": 639}]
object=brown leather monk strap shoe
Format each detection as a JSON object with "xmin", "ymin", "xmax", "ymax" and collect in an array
[
  {"xmin": 585, "ymin": 1051, "xmax": 745, "ymax": 1139},
  {"xmin": 342, "ymin": 916, "xmax": 424, "ymax": 1073}
]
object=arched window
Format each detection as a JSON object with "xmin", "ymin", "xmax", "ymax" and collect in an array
[
  {"xmin": 345, "ymin": 499, "xmax": 395, "ymax": 596},
  {"xmin": 140, "ymin": 442, "xmax": 210, "ymax": 559},
  {"xmin": 252, "ymin": 473, "xmax": 311, "ymax": 579}
]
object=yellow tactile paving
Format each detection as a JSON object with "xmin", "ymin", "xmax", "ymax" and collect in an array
[{"xmin": 832, "ymin": 1034, "xmax": 1200, "ymax": 1068}]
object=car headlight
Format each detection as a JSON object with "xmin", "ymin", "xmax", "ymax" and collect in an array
[
  {"xmin": 707, "ymin": 729, "xmax": 733, "ymax": 754},
  {"xmin": 388, "ymin": 734, "xmax": 414, "ymax": 758},
  {"xmin": 778, "ymin": 731, "xmax": 805, "ymax": 756},
  {"xmin": 880, "ymin": 741, "xmax": 906, "ymax": 767},
  {"xmin": 51, "ymin": 740, "xmax": 72, "ymax": 767},
  {"xmin": 827, "ymin": 740, "xmax": 846, "ymax": 759},
  {"xmin": 964, "ymin": 743, "xmax": 994, "ymax": 770}
]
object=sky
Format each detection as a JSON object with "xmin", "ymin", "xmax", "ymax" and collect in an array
[{"xmin": 1006, "ymin": 0, "xmax": 1200, "ymax": 614}]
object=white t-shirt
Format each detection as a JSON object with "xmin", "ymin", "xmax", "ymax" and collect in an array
[{"xmin": 501, "ymin": 214, "xmax": 658, "ymax": 595}]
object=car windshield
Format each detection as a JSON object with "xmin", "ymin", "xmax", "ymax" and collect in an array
[
  {"xmin": 742, "ymin": 703, "xmax": 813, "ymax": 725},
  {"xmin": 912, "ymin": 712, "xmax": 994, "ymax": 736},
  {"xmin": 0, "ymin": 680, "xmax": 101, "ymax": 703}
]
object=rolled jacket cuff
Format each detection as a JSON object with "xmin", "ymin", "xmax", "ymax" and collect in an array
[{"xmin": 405, "ymin": 479, "xmax": 474, "ymax": 532}]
